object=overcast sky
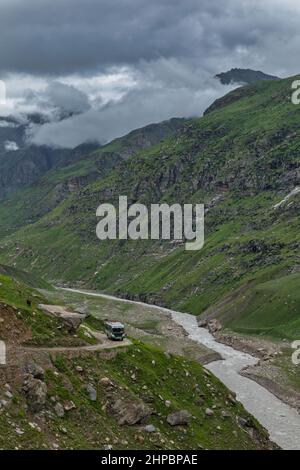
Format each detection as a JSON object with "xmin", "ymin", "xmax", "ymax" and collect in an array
[{"xmin": 0, "ymin": 0, "xmax": 300, "ymax": 148}]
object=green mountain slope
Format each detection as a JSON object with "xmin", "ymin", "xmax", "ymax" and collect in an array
[{"xmin": 0, "ymin": 76, "xmax": 299, "ymax": 339}]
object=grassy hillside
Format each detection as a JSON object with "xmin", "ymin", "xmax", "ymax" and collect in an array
[
  {"xmin": 0, "ymin": 263, "xmax": 51, "ymax": 289},
  {"xmin": 0, "ymin": 271, "xmax": 273, "ymax": 450},
  {"xmin": 201, "ymin": 272, "xmax": 300, "ymax": 340},
  {"xmin": 0, "ymin": 76, "xmax": 299, "ymax": 339}
]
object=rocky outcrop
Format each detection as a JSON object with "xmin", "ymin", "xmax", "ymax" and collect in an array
[{"xmin": 39, "ymin": 304, "xmax": 85, "ymax": 333}]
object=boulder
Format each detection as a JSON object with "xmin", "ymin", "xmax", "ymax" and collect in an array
[
  {"xmin": 111, "ymin": 399, "xmax": 153, "ymax": 426},
  {"xmin": 23, "ymin": 375, "xmax": 47, "ymax": 413},
  {"xmin": 61, "ymin": 313, "xmax": 84, "ymax": 333},
  {"xmin": 167, "ymin": 410, "xmax": 191, "ymax": 426}
]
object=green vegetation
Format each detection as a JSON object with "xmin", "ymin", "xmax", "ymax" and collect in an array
[
  {"xmin": 0, "ymin": 341, "xmax": 272, "ymax": 450},
  {"xmin": 0, "ymin": 76, "xmax": 299, "ymax": 340},
  {"xmin": 0, "ymin": 271, "xmax": 272, "ymax": 450},
  {"xmin": 0, "ymin": 268, "xmax": 97, "ymax": 347},
  {"xmin": 204, "ymin": 273, "xmax": 300, "ymax": 340}
]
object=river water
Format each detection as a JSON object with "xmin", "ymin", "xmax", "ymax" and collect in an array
[
  {"xmin": 171, "ymin": 311, "xmax": 300, "ymax": 450},
  {"xmin": 62, "ymin": 288, "xmax": 300, "ymax": 450}
]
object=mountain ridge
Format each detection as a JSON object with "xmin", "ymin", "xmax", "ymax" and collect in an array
[{"xmin": 215, "ymin": 68, "xmax": 280, "ymax": 85}]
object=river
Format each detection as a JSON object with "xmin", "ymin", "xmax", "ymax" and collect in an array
[{"xmin": 61, "ymin": 288, "xmax": 300, "ymax": 450}]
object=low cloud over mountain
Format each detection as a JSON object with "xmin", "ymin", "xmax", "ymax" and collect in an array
[{"xmin": 0, "ymin": 0, "xmax": 299, "ymax": 147}]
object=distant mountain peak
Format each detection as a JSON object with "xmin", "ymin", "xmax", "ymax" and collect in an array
[{"xmin": 215, "ymin": 68, "xmax": 280, "ymax": 85}]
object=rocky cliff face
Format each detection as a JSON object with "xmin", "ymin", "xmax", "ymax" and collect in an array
[{"xmin": 0, "ymin": 146, "xmax": 71, "ymax": 198}]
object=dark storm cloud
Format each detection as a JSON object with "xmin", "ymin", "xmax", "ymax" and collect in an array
[
  {"xmin": 0, "ymin": 0, "xmax": 298, "ymax": 76},
  {"xmin": 2, "ymin": 0, "xmax": 300, "ymax": 148},
  {"xmin": 0, "ymin": 0, "xmax": 211, "ymax": 75}
]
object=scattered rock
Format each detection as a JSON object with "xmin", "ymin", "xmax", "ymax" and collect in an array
[
  {"xmin": 207, "ymin": 319, "xmax": 222, "ymax": 333},
  {"xmin": 25, "ymin": 363, "xmax": 45, "ymax": 380},
  {"xmin": 221, "ymin": 410, "xmax": 231, "ymax": 419},
  {"xmin": 54, "ymin": 403, "xmax": 65, "ymax": 418},
  {"xmin": 167, "ymin": 410, "xmax": 191, "ymax": 426},
  {"xmin": 64, "ymin": 401, "xmax": 76, "ymax": 412},
  {"xmin": 111, "ymin": 399, "xmax": 153, "ymax": 426},
  {"xmin": 135, "ymin": 434, "xmax": 145, "ymax": 444},
  {"xmin": 100, "ymin": 377, "xmax": 114, "ymax": 388},
  {"xmin": 144, "ymin": 424, "xmax": 156, "ymax": 433},
  {"xmin": 198, "ymin": 318, "xmax": 222, "ymax": 333},
  {"xmin": 85, "ymin": 384, "xmax": 97, "ymax": 402},
  {"xmin": 198, "ymin": 319, "xmax": 208, "ymax": 328},
  {"xmin": 205, "ymin": 408, "xmax": 214, "ymax": 417},
  {"xmin": 29, "ymin": 422, "xmax": 41, "ymax": 432},
  {"xmin": 237, "ymin": 416, "xmax": 252, "ymax": 428},
  {"xmin": 23, "ymin": 376, "xmax": 47, "ymax": 413},
  {"xmin": 228, "ymin": 394, "xmax": 237, "ymax": 405}
]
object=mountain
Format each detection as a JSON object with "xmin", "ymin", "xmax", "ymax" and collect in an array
[
  {"xmin": 216, "ymin": 68, "xmax": 279, "ymax": 85},
  {"xmin": 0, "ymin": 118, "xmax": 185, "ymax": 199},
  {"xmin": 0, "ymin": 76, "xmax": 299, "ymax": 340}
]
